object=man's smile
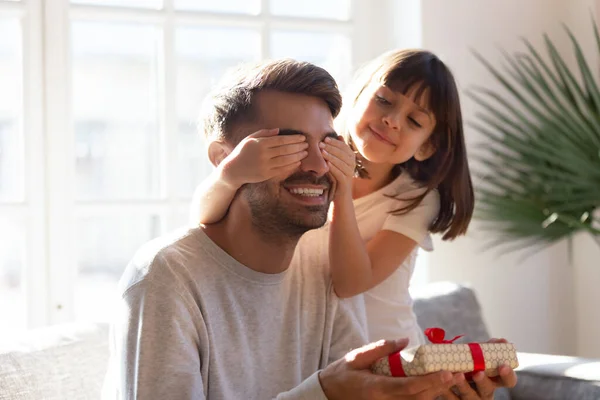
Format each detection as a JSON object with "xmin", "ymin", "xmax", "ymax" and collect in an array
[{"xmin": 282, "ymin": 184, "xmax": 329, "ymax": 205}]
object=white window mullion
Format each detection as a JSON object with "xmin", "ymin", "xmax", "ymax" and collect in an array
[
  {"xmin": 260, "ymin": 0, "xmax": 270, "ymax": 58},
  {"xmin": 0, "ymin": 1, "xmax": 23, "ymax": 14},
  {"xmin": 161, "ymin": 0, "xmax": 179, "ymax": 231},
  {"xmin": 69, "ymin": 3, "xmax": 165, "ymax": 24},
  {"xmin": 269, "ymin": 19, "xmax": 352, "ymax": 34},
  {"xmin": 23, "ymin": 0, "xmax": 48, "ymax": 329},
  {"xmin": 43, "ymin": 0, "xmax": 76, "ymax": 324}
]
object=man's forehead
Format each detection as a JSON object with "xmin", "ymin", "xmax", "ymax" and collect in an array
[{"xmin": 253, "ymin": 90, "xmax": 335, "ymax": 137}]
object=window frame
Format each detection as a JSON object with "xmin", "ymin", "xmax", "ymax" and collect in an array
[{"xmin": 1, "ymin": 0, "xmax": 380, "ymax": 330}]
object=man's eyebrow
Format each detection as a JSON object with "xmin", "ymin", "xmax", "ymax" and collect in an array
[
  {"xmin": 323, "ymin": 132, "xmax": 339, "ymax": 141},
  {"xmin": 278, "ymin": 129, "xmax": 340, "ymax": 141},
  {"xmin": 278, "ymin": 129, "xmax": 305, "ymax": 136}
]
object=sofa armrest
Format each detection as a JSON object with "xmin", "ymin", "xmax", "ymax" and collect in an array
[
  {"xmin": 510, "ymin": 352, "xmax": 600, "ymax": 400},
  {"xmin": 0, "ymin": 323, "xmax": 110, "ymax": 400}
]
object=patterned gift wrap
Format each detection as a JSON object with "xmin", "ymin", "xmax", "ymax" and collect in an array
[{"xmin": 371, "ymin": 328, "xmax": 519, "ymax": 377}]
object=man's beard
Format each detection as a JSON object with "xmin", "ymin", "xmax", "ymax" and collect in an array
[{"xmin": 243, "ymin": 172, "xmax": 332, "ymax": 240}]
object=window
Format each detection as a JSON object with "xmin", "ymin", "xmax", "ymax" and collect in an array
[
  {"xmin": 0, "ymin": 0, "xmax": 362, "ymax": 334},
  {"xmin": 0, "ymin": 3, "xmax": 28, "ymax": 334}
]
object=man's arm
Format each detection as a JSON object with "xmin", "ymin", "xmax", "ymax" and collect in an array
[
  {"xmin": 104, "ymin": 266, "xmax": 205, "ymax": 400},
  {"xmin": 272, "ymin": 372, "xmax": 329, "ymax": 400},
  {"xmin": 272, "ymin": 341, "xmax": 455, "ymax": 400}
]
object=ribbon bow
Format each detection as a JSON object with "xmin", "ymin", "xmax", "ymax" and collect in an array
[
  {"xmin": 384, "ymin": 327, "xmax": 485, "ymax": 378},
  {"xmin": 424, "ymin": 327, "xmax": 464, "ymax": 344}
]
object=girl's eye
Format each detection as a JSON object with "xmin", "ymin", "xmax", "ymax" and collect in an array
[
  {"xmin": 375, "ymin": 95, "xmax": 391, "ymax": 105},
  {"xmin": 409, "ymin": 117, "xmax": 422, "ymax": 128}
]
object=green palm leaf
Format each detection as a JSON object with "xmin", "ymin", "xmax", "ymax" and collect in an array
[{"xmin": 471, "ymin": 19, "xmax": 600, "ymax": 255}]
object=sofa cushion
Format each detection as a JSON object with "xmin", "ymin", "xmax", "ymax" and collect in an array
[
  {"xmin": 412, "ymin": 282, "xmax": 491, "ymax": 343},
  {"xmin": 511, "ymin": 352, "xmax": 600, "ymax": 400},
  {"xmin": 0, "ymin": 323, "xmax": 109, "ymax": 400},
  {"xmin": 412, "ymin": 282, "xmax": 511, "ymax": 400}
]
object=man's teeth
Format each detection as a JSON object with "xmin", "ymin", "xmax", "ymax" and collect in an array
[{"xmin": 288, "ymin": 188, "xmax": 324, "ymax": 197}]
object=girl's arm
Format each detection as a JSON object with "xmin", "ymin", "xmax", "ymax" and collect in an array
[
  {"xmin": 321, "ymin": 136, "xmax": 382, "ymax": 298},
  {"xmin": 329, "ymin": 201, "xmax": 418, "ymax": 298},
  {"xmin": 322, "ymin": 138, "xmax": 436, "ymax": 298},
  {"xmin": 191, "ymin": 128, "xmax": 308, "ymax": 225},
  {"xmin": 190, "ymin": 164, "xmax": 242, "ymax": 225}
]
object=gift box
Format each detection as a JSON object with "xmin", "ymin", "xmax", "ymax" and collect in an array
[{"xmin": 371, "ymin": 328, "xmax": 519, "ymax": 378}]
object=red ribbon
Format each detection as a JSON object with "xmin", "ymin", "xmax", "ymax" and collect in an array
[
  {"xmin": 386, "ymin": 328, "xmax": 486, "ymax": 377},
  {"xmin": 424, "ymin": 327, "xmax": 464, "ymax": 344},
  {"xmin": 467, "ymin": 343, "xmax": 486, "ymax": 378},
  {"xmin": 388, "ymin": 351, "xmax": 406, "ymax": 377}
]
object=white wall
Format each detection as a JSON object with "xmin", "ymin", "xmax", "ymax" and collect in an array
[
  {"xmin": 573, "ymin": 230, "xmax": 600, "ymax": 357},
  {"xmin": 382, "ymin": 0, "xmax": 599, "ymax": 356},
  {"xmin": 569, "ymin": 2, "xmax": 600, "ymax": 360}
]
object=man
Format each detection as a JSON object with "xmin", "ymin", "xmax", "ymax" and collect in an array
[{"xmin": 103, "ymin": 59, "xmax": 515, "ymax": 399}]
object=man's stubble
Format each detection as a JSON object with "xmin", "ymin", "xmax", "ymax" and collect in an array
[{"xmin": 242, "ymin": 172, "xmax": 332, "ymax": 241}]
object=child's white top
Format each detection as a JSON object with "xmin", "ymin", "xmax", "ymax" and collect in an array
[{"xmin": 292, "ymin": 170, "xmax": 440, "ymax": 347}]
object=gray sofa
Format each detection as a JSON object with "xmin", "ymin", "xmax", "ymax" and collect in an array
[
  {"xmin": 413, "ymin": 282, "xmax": 600, "ymax": 400},
  {"xmin": 0, "ymin": 282, "xmax": 598, "ymax": 399}
]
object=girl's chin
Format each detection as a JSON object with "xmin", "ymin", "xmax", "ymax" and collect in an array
[
  {"xmin": 358, "ymin": 149, "xmax": 392, "ymax": 165},
  {"xmin": 360, "ymin": 147, "xmax": 409, "ymax": 166}
]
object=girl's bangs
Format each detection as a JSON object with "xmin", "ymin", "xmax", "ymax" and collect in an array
[{"xmin": 379, "ymin": 64, "xmax": 450, "ymax": 125}]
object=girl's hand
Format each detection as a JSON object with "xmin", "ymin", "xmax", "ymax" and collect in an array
[
  {"xmin": 221, "ymin": 128, "xmax": 308, "ymax": 188},
  {"xmin": 320, "ymin": 136, "xmax": 355, "ymax": 199}
]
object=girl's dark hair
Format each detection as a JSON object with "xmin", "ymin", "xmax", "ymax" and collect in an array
[{"xmin": 340, "ymin": 49, "xmax": 474, "ymax": 240}]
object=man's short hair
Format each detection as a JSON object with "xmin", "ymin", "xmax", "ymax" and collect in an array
[{"xmin": 199, "ymin": 59, "xmax": 342, "ymax": 144}]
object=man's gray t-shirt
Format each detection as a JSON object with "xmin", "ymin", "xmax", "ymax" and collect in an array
[{"xmin": 103, "ymin": 227, "xmax": 367, "ymax": 399}]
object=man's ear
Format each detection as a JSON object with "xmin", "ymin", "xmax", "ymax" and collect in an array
[
  {"xmin": 207, "ymin": 140, "xmax": 231, "ymax": 167},
  {"xmin": 414, "ymin": 139, "xmax": 436, "ymax": 161}
]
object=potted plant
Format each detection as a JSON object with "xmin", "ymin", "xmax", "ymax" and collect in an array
[{"xmin": 470, "ymin": 20, "xmax": 600, "ymax": 254}]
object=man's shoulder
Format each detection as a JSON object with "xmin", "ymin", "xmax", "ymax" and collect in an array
[
  {"xmin": 293, "ymin": 227, "xmax": 330, "ymax": 282},
  {"xmin": 117, "ymin": 226, "xmax": 205, "ymax": 295}
]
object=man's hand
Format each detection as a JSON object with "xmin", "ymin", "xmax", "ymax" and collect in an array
[
  {"xmin": 320, "ymin": 136, "xmax": 355, "ymax": 199},
  {"xmin": 440, "ymin": 338, "xmax": 518, "ymax": 400},
  {"xmin": 441, "ymin": 365, "xmax": 517, "ymax": 400},
  {"xmin": 319, "ymin": 339, "xmax": 457, "ymax": 400},
  {"xmin": 220, "ymin": 128, "xmax": 308, "ymax": 189}
]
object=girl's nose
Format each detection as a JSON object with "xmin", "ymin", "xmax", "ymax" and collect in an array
[{"xmin": 382, "ymin": 112, "xmax": 401, "ymax": 130}]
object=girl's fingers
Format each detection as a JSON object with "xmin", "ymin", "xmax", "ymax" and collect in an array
[
  {"xmin": 320, "ymin": 141, "xmax": 355, "ymax": 168},
  {"xmin": 322, "ymin": 149, "xmax": 354, "ymax": 177},
  {"xmin": 323, "ymin": 135, "xmax": 345, "ymax": 146},
  {"xmin": 247, "ymin": 128, "xmax": 280, "ymax": 139},
  {"xmin": 268, "ymin": 142, "xmax": 309, "ymax": 157},
  {"xmin": 271, "ymin": 161, "xmax": 302, "ymax": 178},
  {"xmin": 270, "ymin": 151, "xmax": 308, "ymax": 168},
  {"xmin": 262, "ymin": 133, "xmax": 306, "ymax": 148},
  {"xmin": 323, "ymin": 136, "xmax": 353, "ymax": 152},
  {"xmin": 326, "ymin": 160, "xmax": 345, "ymax": 183}
]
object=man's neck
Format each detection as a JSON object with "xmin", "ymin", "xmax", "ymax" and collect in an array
[{"xmin": 202, "ymin": 200, "xmax": 300, "ymax": 274}]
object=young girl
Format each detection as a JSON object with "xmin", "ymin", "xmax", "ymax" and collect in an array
[{"xmin": 192, "ymin": 49, "xmax": 473, "ymax": 347}]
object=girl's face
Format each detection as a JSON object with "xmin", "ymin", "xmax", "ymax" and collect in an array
[{"xmin": 348, "ymin": 82, "xmax": 437, "ymax": 167}]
